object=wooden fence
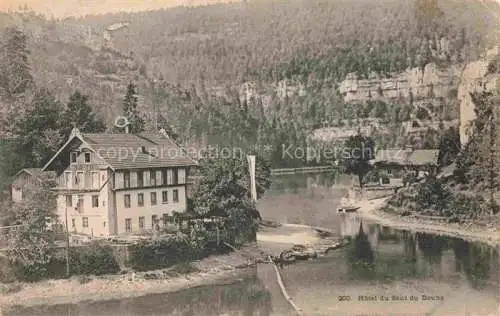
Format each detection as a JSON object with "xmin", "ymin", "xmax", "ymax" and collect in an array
[{"xmin": 271, "ymin": 165, "xmax": 334, "ymax": 175}]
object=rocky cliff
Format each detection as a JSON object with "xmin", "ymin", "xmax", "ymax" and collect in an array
[
  {"xmin": 338, "ymin": 46, "xmax": 500, "ymax": 146},
  {"xmin": 458, "ymin": 47, "xmax": 500, "ymax": 145},
  {"xmin": 338, "ymin": 62, "xmax": 462, "ymax": 103}
]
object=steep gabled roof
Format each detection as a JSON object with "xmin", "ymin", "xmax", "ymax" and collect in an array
[
  {"xmin": 407, "ymin": 150, "xmax": 439, "ymax": 166},
  {"xmin": 373, "ymin": 148, "xmax": 439, "ymax": 166},
  {"xmin": 42, "ymin": 129, "xmax": 198, "ymax": 172},
  {"xmin": 12, "ymin": 168, "xmax": 56, "ymax": 188},
  {"xmin": 15, "ymin": 168, "xmax": 42, "ymax": 178},
  {"xmin": 82, "ymin": 133, "xmax": 198, "ymax": 170}
]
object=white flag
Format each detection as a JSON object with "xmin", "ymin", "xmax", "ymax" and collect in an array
[{"xmin": 247, "ymin": 155, "xmax": 257, "ymax": 201}]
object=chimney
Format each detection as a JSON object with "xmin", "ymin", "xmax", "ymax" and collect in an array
[
  {"xmin": 70, "ymin": 127, "xmax": 82, "ymax": 138},
  {"xmin": 159, "ymin": 128, "xmax": 169, "ymax": 139}
]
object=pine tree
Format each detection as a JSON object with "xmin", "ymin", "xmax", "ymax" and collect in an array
[
  {"xmin": 0, "ymin": 28, "xmax": 33, "ymax": 99},
  {"xmin": 122, "ymin": 83, "xmax": 145, "ymax": 133},
  {"xmin": 15, "ymin": 89, "xmax": 64, "ymax": 167},
  {"xmin": 62, "ymin": 90, "xmax": 106, "ymax": 136}
]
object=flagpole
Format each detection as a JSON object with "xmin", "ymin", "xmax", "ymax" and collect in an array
[
  {"xmin": 65, "ymin": 206, "xmax": 70, "ymax": 277},
  {"xmin": 247, "ymin": 155, "xmax": 257, "ymax": 202}
]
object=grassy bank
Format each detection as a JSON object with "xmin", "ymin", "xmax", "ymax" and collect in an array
[
  {"xmin": 356, "ymin": 197, "xmax": 500, "ymax": 247},
  {"xmin": 0, "ymin": 244, "xmax": 267, "ymax": 312}
]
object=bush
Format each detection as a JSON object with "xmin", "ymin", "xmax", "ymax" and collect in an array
[
  {"xmin": 69, "ymin": 243, "xmax": 120, "ymax": 276},
  {"xmin": 446, "ymin": 194, "xmax": 499, "ymax": 220},
  {"xmin": 77, "ymin": 275, "xmax": 93, "ymax": 284},
  {"xmin": 0, "ymin": 255, "xmax": 17, "ymax": 283},
  {"xmin": 170, "ymin": 262, "xmax": 199, "ymax": 275},
  {"xmin": 0, "ymin": 282, "xmax": 22, "ymax": 294},
  {"xmin": 128, "ymin": 233, "xmax": 203, "ymax": 272},
  {"xmin": 128, "ymin": 230, "xmax": 234, "ymax": 272},
  {"xmin": 415, "ymin": 177, "xmax": 451, "ymax": 211}
]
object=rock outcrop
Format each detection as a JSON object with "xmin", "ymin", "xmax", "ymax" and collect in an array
[
  {"xmin": 458, "ymin": 47, "xmax": 500, "ymax": 145},
  {"xmin": 338, "ymin": 63, "xmax": 462, "ymax": 103},
  {"xmin": 338, "ymin": 46, "xmax": 500, "ymax": 147}
]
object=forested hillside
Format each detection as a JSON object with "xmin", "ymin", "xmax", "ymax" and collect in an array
[{"xmin": 0, "ymin": 0, "xmax": 499, "ymax": 173}]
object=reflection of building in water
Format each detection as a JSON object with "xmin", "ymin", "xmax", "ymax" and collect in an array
[{"xmin": 339, "ymin": 215, "xmax": 378, "ymax": 248}]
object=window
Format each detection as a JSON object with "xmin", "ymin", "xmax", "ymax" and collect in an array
[
  {"xmin": 138, "ymin": 171, "xmax": 144, "ymax": 187},
  {"xmin": 71, "ymin": 218, "xmax": 75, "ymax": 228},
  {"xmin": 162, "ymin": 191, "xmax": 168, "ymax": 204},
  {"xmin": 124, "ymin": 171, "xmax": 130, "ymax": 188},
  {"xmin": 77, "ymin": 195, "xmax": 84, "ymax": 212},
  {"xmin": 82, "ymin": 217, "xmax": 88, "ymax": 228},
  {"xmin": 162, "ymin": 214, "xmax": 169, "ymax": 226},
  {"xmin": 84, "ymin": 152, "xmax": 91, "ymax": 163},
  {"xmin": 71, "ymin": 152, "xmax": 77, "ymax": 163},
  {"xmin": 173, "ymin": 189, "xmax": 179, "ymax": 203},
  {"xmin": 124, "ymin": 194, "xmax": 131, "ymax": 208},
  {"xmin": 66, "ymin": 195, "xmax": 73, "ymax": 207},
  {"xmin": 84, "ymin": 172, "xmax": 91, "ymax": 188},
  {"xmin": 65, "ymin": 172, "xmax": 72, "ymax": 187},
  {"xmin": 139, "ymin": 216, "xmax": 145, "ymax": 230},
  {"xmin": 75, "ymin": 172, "xmax": 84, "ymax": 186},
  {"xmin": 92, "ymin": 172, "xmax": 99, "ymax": 189},
  {"xmin": 150, "ymin": 192, "xmax": 157, "ymax": 205},
  {"xmin": 172, "ymin": 169, "xmax": 178, "ymax": 185},
  {"xmin": 138, "ymin": 193, "xmax": 144, "ymax": 207},
  {"xmin": 162, "ymin": 170, "xmax": 167, "ymax": 185},
  {"xmin": 125, "ymin": 218, "xmax": 132, "ymax": 232},
  {"xmin": 103, "ymin": 221, "xmax": 106, "ymax": 228},
  {"xmin": 387, "ymin": 169, "xmax": 392, "ymax": 175},
  {"xmin": 152, "ymin": 215, "xmax": 158, "ymax": 230},
  {"xmin": 92, "ymin": 195, "xmax": 99, "ymax": 207},
  {"xmin": 150, "ymin": 170, "xmax": 156, "ymax": 186}
]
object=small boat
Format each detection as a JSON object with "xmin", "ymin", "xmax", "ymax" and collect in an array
[
  {"xmin": 337, "ymin": 189, "xmax": 359, "ymax": 213},
  {"xmin": 337, "ymin": 206, "xmax": 360, "ymax": 213},
  {"xmin": 279, "ymin": 249, "xmax": 296, "ymax": 263}
]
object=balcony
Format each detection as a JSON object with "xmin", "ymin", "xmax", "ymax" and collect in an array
[{"xmin": 54, "ymin": 171, "xmax": 102, "ymax": 192}]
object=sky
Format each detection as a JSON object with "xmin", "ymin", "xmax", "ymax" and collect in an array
[
  {"xmin": 0, "ymin": 0, "xmax": 499, "ymax": 18},
  {"xmin": 0, "ymin": 0, "xmax": 240, "ymax": 18}
]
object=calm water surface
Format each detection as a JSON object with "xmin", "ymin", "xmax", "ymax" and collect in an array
[{"xmin": 8, "ymin": 173, "xmax": 500, "ymax": 316}]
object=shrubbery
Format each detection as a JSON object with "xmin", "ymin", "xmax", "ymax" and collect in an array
[
  {"xmin": 387, "ymin": 175, "xmax": 499, "ymax": 221},
  {"xmin": 69, "ymin": 243, "xmax": 120, "ymax": 276},
  {"xmin": 128, "ymin": 231, "xmax": 231, "ymax": 272},
  {"xmin": 415, "ymin": 177, "xmax": 452, "ymax": 211},
  {"xmin": 7, "ymin": 243, "xmax": 120, "ymax": 282}
]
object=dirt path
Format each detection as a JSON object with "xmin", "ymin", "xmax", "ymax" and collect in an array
[
  {"xmin": 355, "ymin": 197, "xmax": 500, "ymax": 247},
  {"xmin": 0, "ymin": 244, "xmax": 266, "ymax": 312}
]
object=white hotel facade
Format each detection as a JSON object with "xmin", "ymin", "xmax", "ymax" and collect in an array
[{"xmin": 41, "ymin": 128, "xmax": 197, "ymax": 236}]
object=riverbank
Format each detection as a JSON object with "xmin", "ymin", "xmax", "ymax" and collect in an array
[
  {"xmin": 356, "ymin": 196, "xmax": 500, "ymax": 247},
  {"xmin": 0, "ymin": 224, "xmax": 329, "ymax": 312},
  {"xmin": 0, "ymin": 244, "xmax": 268, "ymax": 312}
]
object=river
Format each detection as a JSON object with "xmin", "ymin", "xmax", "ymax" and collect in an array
[{"xmin": 7, "ymin": 173, "xmax": 500, "ymax": 316}]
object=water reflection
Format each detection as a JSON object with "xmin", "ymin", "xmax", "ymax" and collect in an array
[
  {"xmin": 347, "ymin": 222, "xmax": 376, "ymax": 279},
  {"xmin": 341, "ymin": 215, "xmax": 499, "ymax": 288},
  {"xmin": 6, "ymin": 270, "xmax": 273, "ymax": 316},
  {"xmin": 416, "ymin": 232, "xmax": 447, "ymax": 264},
  {"xmin": 452, "ymin": 239, "xmax": 499, "ymax": 289}
]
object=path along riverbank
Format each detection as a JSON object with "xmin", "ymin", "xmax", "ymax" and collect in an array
[
  {"xmin": 0, "ymin": 244, "xmax": 267, "ymax": 312},
  {"xmin": 0, "ymin": 224, "xmax": 327, "ymax": 312},
  {"xmin": 355, "ymin": 196, "xmax": 500, "ymax": 247},
  {"xmin": 3, "ymin": 197, "xmax": 500, "ymax": 312}
]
